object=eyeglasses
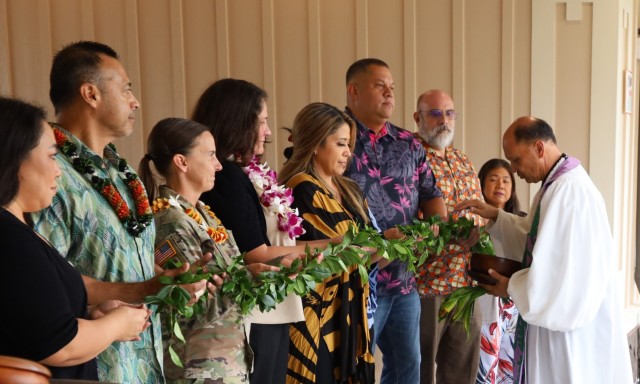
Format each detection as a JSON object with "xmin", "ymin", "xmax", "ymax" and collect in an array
[{"xmin": 418, "ymin": 109, "xmax": 458, "ymax": 120}]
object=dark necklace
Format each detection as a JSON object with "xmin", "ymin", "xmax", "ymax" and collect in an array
[
  {"xmin": 51, "ymin": 124, "xmax": 153, "ymax": 237},
  {"xmin": 542, "ymin": 153, "xmax": 568, "ymax": 186}
]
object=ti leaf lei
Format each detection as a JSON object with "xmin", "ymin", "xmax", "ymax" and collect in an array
[
  {"xmin": 145, "ymin": 215, "xmax": 494, "ymax": 366},
  {"xmin": 51, "ymin": 124, "xmax": 153, "ymax": 237},
  {"xmin": 437, "ymin": 224, "xmax": 497, "ymax": 337}
]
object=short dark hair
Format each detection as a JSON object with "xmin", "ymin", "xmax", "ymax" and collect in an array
[
  {"xmin": 0, "ymin": 97, "xmax": 47, "ymax": 206},
  {"xmin": 49, "ymin": 41, "xmax": 119, "ymax": 114},
  {"xmin": 478, "ymin": 158, "xmax": 522, "ymax": 215},
  {"xmin": 512, "ymin": 117, "xmax": 557, "ymax": 144},
  {"xmin": 191, "ymin": 78, "xmax": 267, "ymax": 165},
  {"xmin": 345, "ymin": 58, "xmax": 389, "ymax": 85},
  {"xmin": 138, "ymin": 118, "xmax": 210, "ymax": 202}
]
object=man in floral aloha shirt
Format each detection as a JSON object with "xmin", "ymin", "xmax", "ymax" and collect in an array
[
  {"xmin": 33, "ymin": 41, "xmax": 209, "ymax": 384},
  {"xmin": 344, "ymin": 58, "xmax": 446, "ymax": 384},
  {"xmin": 412, "ymin": 89, "xmax": 485, "ymax": 384}
]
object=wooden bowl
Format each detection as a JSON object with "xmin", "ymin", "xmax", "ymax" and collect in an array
[{"xmin": 468, "ymin": 253, "xmax": 522, "ymax": 285}]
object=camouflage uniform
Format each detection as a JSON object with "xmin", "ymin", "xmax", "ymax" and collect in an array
[{"xmin": 153, "ymin": 186, "xmax": 252, "ymax": 383}]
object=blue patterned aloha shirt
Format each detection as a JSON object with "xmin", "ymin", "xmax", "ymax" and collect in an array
[
  {"xmin": 344, "ymin": 108, "xmax": 442, "ymax": 297},
  {"xmin": 32, "ymin": 126, "xmax": 164, "ymax": 384}
]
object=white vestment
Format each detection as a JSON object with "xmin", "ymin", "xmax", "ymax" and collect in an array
[{"xmin": 487, "ymin": 164, "xmax": 632, "ymax": 384}]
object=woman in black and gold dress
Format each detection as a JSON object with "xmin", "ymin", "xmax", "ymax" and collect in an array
[{"xmin": 279, "ymin": 102, "xmax": 375, "ymax": 384}]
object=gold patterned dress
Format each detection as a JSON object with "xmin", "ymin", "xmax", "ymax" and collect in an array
[{"xmin": 285, "ymin": 173, "xmax": 374, "ymax": 384}]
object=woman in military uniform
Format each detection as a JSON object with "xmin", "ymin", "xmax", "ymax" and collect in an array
[{"xmin": 139, "ymin": 117, "xmax": 285, "ymax": 383}]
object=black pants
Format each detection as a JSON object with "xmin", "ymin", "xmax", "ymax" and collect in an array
[{"xmin": 249, "ymin": 323, "xmax": 290, "ymax": 384}]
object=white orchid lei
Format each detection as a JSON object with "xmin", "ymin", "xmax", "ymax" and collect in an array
[{"xmin": 242, "ymin": 156, "xmax": 305, "ymax": 239}]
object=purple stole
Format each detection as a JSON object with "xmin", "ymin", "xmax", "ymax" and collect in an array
[{"xmin": 513, "ymin": 155, "xmax": 580, "ymax": 384}]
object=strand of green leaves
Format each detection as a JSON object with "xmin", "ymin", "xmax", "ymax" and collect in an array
[
  {"xmin": 217, "ymin": 215, "xmax": 494, "ymax": 316},
  {"xmin": 145, "ymin": 215, "xmax": 494, "ymax": 367},
  {"xmin": 437, "ymin": 221, "xmax": 496, "ymax": 337}
]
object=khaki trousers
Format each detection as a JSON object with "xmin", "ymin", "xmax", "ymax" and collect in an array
[{"xmin": 419, "ymin": 295, "xmax": 481, "ymax": 384}]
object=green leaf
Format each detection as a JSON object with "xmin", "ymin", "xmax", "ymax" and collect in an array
[
  {"xmin": 144, "ymin": 295, "xmax": 162, "ymax": 305},
  {"xmin": 343, "ymin": 227, "xmax": 354, "ymax": 243},
  {"xmin": 222, "ymin": 280, "xmax": 236, "ymax": 292},
  {"xmin": 156, "ymin": 285, "xmax": 173, "ymax": 299},
  {"xmin": 168, "ymin": 344, "xmax": 184, "ymax": 368},
  {"xmin": 180, "ymin": 287, "xmax": 193, "ymax": 302},
  {"xmin": 158, "ymin": 275, "xmax": 174, "ymax": 285},
  {"xmin": 393, "ymin": 243, "xmax": 409, "ymax": 255},
  {"xmin": 293, "ymin": 279, "xmax": 305, "ymax": 295},
  {"xmin": 173, "ymin": 319, "xmax": 185, "ymax": 342},
  {"xmin": 177, "ymin": 272, "xmax": 194, "ymax": 284},
  {"xmin": 193, "ymin": 273, "xmax": 212, "ymax": 281},
  {"xmin": 358, "ymin": 264, "xmax": 369, "ymax": 283},
  {"xmin": 182, "ymin": 305, "xmax": 194, "ymax": 318},
  {"xmin": 260, "ymin": 293, "xmax": 276, "ymax": 309},
  {"xmin": 336, "ymin": 258, "xmax": 349, "ymax": 273}
]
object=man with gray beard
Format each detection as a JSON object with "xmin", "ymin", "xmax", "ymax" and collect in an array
[{"xmin": 412, "ymin": 90, "xmax": 484, "ymax": 384}]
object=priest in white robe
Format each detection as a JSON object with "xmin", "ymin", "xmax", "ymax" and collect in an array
[{"xmin": 457, "ymin": 116, "xmax": 632, "ymax": 384}]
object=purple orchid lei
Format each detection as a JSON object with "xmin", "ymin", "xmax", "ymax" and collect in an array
[{"xmin": 242, "ymin": 157, "xmax": 306, "ymax": 239}]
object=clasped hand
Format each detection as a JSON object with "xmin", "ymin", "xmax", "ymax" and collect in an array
[{"xmin": 89, "ymin": 300, "xmax": 152, "ymax": 341}]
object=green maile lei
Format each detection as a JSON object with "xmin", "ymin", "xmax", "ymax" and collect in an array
[{"xmin": 146, "ymin": 215, "xmax": 496, "ymax": 367}]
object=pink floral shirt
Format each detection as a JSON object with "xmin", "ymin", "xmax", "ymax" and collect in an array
[{"xmin": 345, "ymin": 109, "xmax": 442, "ymax": 297}]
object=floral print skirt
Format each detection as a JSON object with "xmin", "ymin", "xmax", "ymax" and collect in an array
[{"xmin": 476, "ymin": 296, "xmax": 518, "ymax": 384}]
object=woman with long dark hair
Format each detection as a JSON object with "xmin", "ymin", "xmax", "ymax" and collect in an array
[
  {"xmin": 279, "ymin": 102, "xmax": 375, "ymax": 383},
  {"xmin": 192, "ymin": 79, "xmax": 333, "ymax": 383},
  {"xmin": 0, "ymin": 97, "xmax": 149, "ymax": 380},
  {"xmin": 475, "ymin": 158, "xmax": 523, "ymax": 384}
]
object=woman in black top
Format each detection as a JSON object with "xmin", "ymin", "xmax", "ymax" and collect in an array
[
  {"xmin": 192, "ymin": 79, "xmax": 335, "ymax": 383},
  {"xmin": 0, "ymin": 97, "xmax": 150, "ymax": 380}
]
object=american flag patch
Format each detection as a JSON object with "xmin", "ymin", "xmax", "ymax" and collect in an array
[{"xmin": 155, "ymin": 239, "xmax": 177, "ymax": 267}]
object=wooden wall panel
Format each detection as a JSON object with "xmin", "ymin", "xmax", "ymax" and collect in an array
[
  {"xmin": 0, "ymin": 0, "xmax": 13, "ymax": 96},
  {"xmin": 308, "ymin": 0, "xmax": 321, "ymax": 102},
  {"xmin": 319, "ymin": 0, "xmax": 356, "ymax": 109},
  {"xmin": 415, "ymin": 0, "xmax": 453, "ymax": 95},
  {"xmin": 555, "ymin": 3, "xmax": 592, "ymax": 170},
  {"xmin": 228, "ymin": 0, "xmax": 264, "ymax": 83},
  {"xmin": 183, "ymin": 0, "xmax": 218, "ymax": 114},
  {"xmin": 368, "ymin": 0, "xmax": 406, "ymax": 128},
  {"xmin": 512, "ymin": 0, "xmax": 532, "ymax": 120},
  {"xmin": 5, "ymin": 0, "xmax": 51, "ymax": 107},
  {"xmin": 508, "ymin": 0, "xmax": 533, "ymax": 209},
  {"xmin": 272, "ymin": 0, "xmax": 309, "ymax": 164},
  {"xmin": 463, "ymin": 0, "xmax": 502, "ymax": 169},
  {"xmin": 402, "ymin": 0, "xmax": 417, "ymax": 130},
  {"xmin": 49, "ymin": 0, "xmax": 84, "ymax": 46},
  {"xmin": 137, "ymin": 0, "xmax": 175, "ymax": 160},
  {"xmin": 92, "ymin": 1, "xmax": 128, "ymax": 53},
  {"xmin": 273, "ymin": 0, "xmax": 309, "ymax": 120}
]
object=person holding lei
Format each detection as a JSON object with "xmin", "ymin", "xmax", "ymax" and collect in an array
[
  {"xmin": 0, "ymin": 97, "xmax": 151, "ymax": 381},
  {"xmin": 32, "ymin": 41, "xmax": 210, "ymax": 383},
  {"xmin": 139, "ymin": 117, "xmax": 294, "ymax": 383},
  {"xmin": 192, "ymin": 79, "xmax": 337, "ymax": 384},
  {"xmin": 279, "ymin": 102, "xmax": 377, "ymax": 384}
]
